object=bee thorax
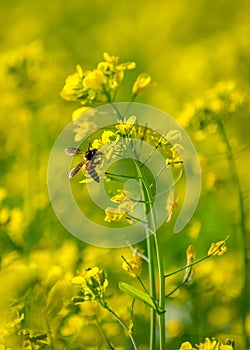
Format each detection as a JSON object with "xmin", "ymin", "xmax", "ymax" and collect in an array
[{"xmin": 85, "ymin": 149, "xmax": 98, "ymax": 160}]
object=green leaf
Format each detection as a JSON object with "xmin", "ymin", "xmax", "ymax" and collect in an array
[{"xmin": 119, "ymin": 282, "xmax": 157, "ymax": 311}]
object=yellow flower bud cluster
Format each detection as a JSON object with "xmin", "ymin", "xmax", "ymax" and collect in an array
[
  {"xmin": 122, "ymin": 253, "xmax": 142, "ymax": 278},
  {"xmin": 208, "ymin": 240, "xmax": 228, "ymax": 256},
  {"xmin": 72, "ymin": 267, "xmax": 108, "ymax": 301},
  {"xmin": 132, "ymin": 73, "xmax": 156, "ymax": 97},
  {"xmin": 60, "ymin": 52, "xmax": 136, "ymax": 106}
]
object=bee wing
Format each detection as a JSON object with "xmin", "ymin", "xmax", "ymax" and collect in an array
[
  {"xmin": 86, "ymin": 161, "xmax": 100, "ymax": 183},
  {"xmin": 69, "ymin": 161, "xmax": 85, "ymax": 179},
  {"xmin": 65, "ymin": 147, "xmax": 84, "ymax": 156},
  {"xmin": 92, "ymin": 151, "xmax": 103, "ymax": 165}
]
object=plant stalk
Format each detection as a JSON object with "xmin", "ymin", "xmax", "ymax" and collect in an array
[
  {"xmin": 105, "ymin": 304, "xmax": 138, "ymax": 350},
  {"xmin": 133, "ymin": 160, "xmax": 157, "ymax": 350},
  {"xmin": 217, "ymin": 120, "xmax": 249, "ymax": 349},
  {"xmin": 136, "ymin": 161, "xmax": 166, "ymax": 350},
  {"xmin": 142, "ymin": 178, "xmax": 166, "ymax": 350}
]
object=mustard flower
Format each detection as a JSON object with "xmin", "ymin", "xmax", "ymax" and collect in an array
[
  {"xmin": 60, "ymin": 65, "xmax": 106, "ymax": 106},
  {"xmin": 118, "ymin": 200, "xmax": 135, "ymax": 214},
  {"xmin": 220, "ymin": 341, "xmax": 234, "ymax": 350},
  {"xmin": 166, "ymin": 144, "xmax": 184, "ymax": 167},
  {"xmin": 83, "ymin": 69, "xmax": 106, "ymax": 91},
  {"xmin": 60, "ymin": 53, "xmax": 136, "ymax": 107},
  {"xmin": 196, "ymin": 338, "xmax": 221, "ymax": 349},
  {"xmin": 186, "ymin": 245, "xmax": 196, "ymax": 264},
  {"xmin": 184, "ymin": 245, "xmax": 196, "ymax": 283},
  {"xmin": 130, "ymin": 125, "xmax": 156, "ymax": 145},
  {"xmin": 115, "ymin": 115, "xmax": 137, "ymax": 137},
  {"xmin": 179, "ymin": 338, "xmax": 234, "ymax": 350},
  {"xmin": 208, "ymin": 240, "xmax": 228, "ymax": 256},
  {"xmin": 104, "ymin": 206, "xmax": 128, "ymax": 223},
  {"xmin": 132, "ymin": 73, "xmax": 155, "ymax": 97},
  {"xmin": 60, "ymin": 65, "xmax": 87, "ymax": 102},
  {"xmin": 97, "ymin": 52, "xmax": 136, "ymax": 90},
  {"xmin": 132, "ymin": 128, "xmax": 181, "ymax": 156},
  {"xmin": 104, "ymin": 189, "xmax": 135, "ymax": 223},
  {"xmin": 111, "ymin": 190, "xmax": 135, "ymax": 212},
  {"xmin": 111, "ymin": 189, "xmax": 132, "ymax": 202},
  {"xmin": 166, "ymin": 189, "xmax": 178, "ymax": 222},
  {"xmin": 92, "ymin": 130, "xmax": 117, "ymax": 149},
  {"xmin": 109, "ymin": 61, "xmax": 135, "ymax": 89},
  {"xmin": 122, "ymin": 253, "xmax": 142, "ymax": 278},
  {"xmin": 72, "ymin": 267, "xmax": 108, "ymax": 301},
  {"xmin": 103, "ymin": 52, "xmax": 120, "ymax": 64},
  {"xmin": 179, "ymin": 341, "xmax": 194, "ymax": 349},
  {"xmin": 101, "ymin": 52, "xmax": 135, "ymax": 70}
]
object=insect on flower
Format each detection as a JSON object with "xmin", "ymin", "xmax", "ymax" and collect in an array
[{"xmin": 65, "ymin": 145, "xmax": 103, "ymax": 182}]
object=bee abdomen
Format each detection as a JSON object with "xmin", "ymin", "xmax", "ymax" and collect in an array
[{"xmin": 85, "ymin": 161, "xmax": 100, "ymax": 183}]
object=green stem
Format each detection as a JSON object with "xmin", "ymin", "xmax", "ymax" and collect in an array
[
  {"xmin": 133, "ymin": 162, "xmax": 157, "ymax": 349},
  {"xmin": 105, "ymin": 171, "xmax": 141, "ymax": 180},
  {"xmin": 155, "ymin": 237, "xmax": 166, "ymax": 350},
  {"xmin": 165, "ymin": 265, "xmax": 193, "ymax": 298},
  {"xmin": 94, "ymin": 315, "xmax": 115, "ymax": 350},
  {"xmin": 135, "ymin": 162, "xmax": 166, "ymax": 350},
  {"xmin": 103, "ymin": 89, "xmax": 124, "ymax": 119},
  {"xmin": 104, "ymin": 304, "xmax": 138, "ymax": 350},
  {"xmin": 217, "ymin": 120, "xmax": 249, "ymax": 348},
  {"xmin": 164, "ymin": 235, "xmax": 231, "ymax": 279},
  {"xmin": 123, "ymin": 95, "xmax": 136, "ymax": 116},
  {"xmin": 143, "ymin": 180, "xmax": 166, "ymax": 350},
  {"xmin": 142, "ymin": 192, "xmax": 157, "ymax": 349}
]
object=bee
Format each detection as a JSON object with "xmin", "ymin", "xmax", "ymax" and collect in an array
[{"xmin": 65, "ymin": 146, "xmax": 102, "ymax": 183}]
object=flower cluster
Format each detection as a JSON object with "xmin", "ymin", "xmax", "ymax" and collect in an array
[
  {"xmin": 179, "ymin": 337, "xmax": 234, "ymax": 350},
  {"xmin": 208, "ymin": 240, "xmax": 228, "ymax": 256},
  {"xmin": 178, "ymin": 81, "xmax": 244, "ymax": 131},
  {"xmin": 116, "ymin": 115, "xmax": 137, "ymax": 137},
  {"xmin": 60, "ymin": 52, "xmax": 156, "ymax": 130},
  {"xmin": 122, "ymin": 251, "xmax": 143, "ymax": 278},
  {"xmin": 72, "ymin": 267, "xmax": 108, "ymax": 302},
  {"xmin": 104, "ymin": 190, "xmax": 135, "ymax": 223},
  {"xmin": 60, "ymin": 52, "xmax": 135, "ymax": 107}
]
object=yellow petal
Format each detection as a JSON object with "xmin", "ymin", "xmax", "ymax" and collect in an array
[{"xmin": 71, "ymin": 276, "xmax": 84, "ymax": 284}]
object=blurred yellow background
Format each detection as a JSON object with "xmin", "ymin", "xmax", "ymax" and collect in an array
[{"xmin": 0, "ymin": 0, "xmax": 249, "ymax": 349}]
